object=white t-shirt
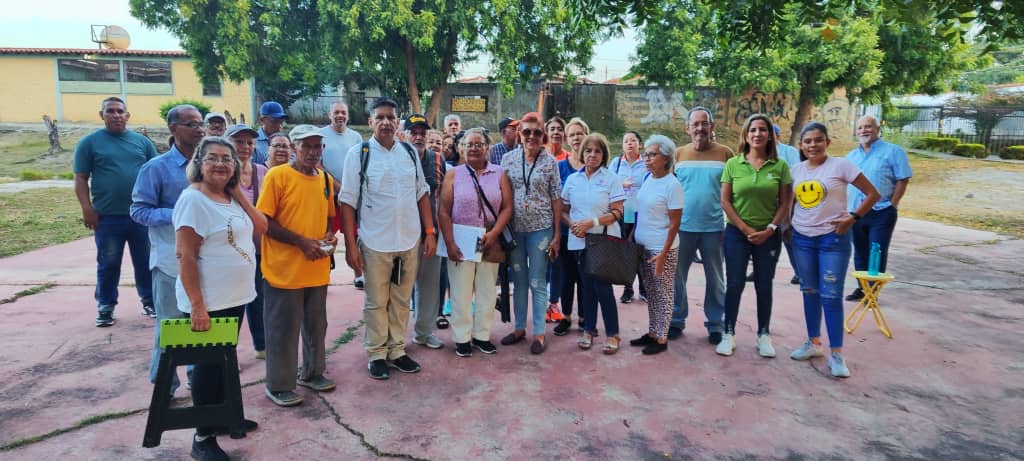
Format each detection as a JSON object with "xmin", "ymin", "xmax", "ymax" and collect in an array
[
  {"xmin": 173, "ymin": 188, "xmax": 258, "ymax": 313},
  {"xmin": 634, "ymin": 174, "xmax": 684, "ymax": 251},
  {"xmin": 320, "ymin": 125, "xmax": 363, "ymax": 182},
  {"xmin": 790, "ymin": 156, "xmax": 862, "ymax": 237},
  {"xmin": 560, "ymin": 167, "xmax": 626, "ymax": 251}
]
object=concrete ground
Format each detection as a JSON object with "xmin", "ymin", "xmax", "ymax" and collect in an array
[{"xmin": 0, "ymin": 218, "xmax": 1021, "ymax": 460}]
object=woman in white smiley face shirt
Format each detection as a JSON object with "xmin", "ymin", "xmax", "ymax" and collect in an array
[{"xmin": 788, "ymin": 122, "xmax": 879, "ymax": 378}]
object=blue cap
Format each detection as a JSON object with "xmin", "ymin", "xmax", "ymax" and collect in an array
[
  {"xmin": 773, "ymin": 124, "xmax": 782, "ymax": 135},
  {"xmin": 259, "ymin": 101, "xmax": 287, "ymax": 119}
]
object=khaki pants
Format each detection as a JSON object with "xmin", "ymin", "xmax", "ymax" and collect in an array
[
  {"xmin": 360, "ymin": 241, "xmax": 420, "ymax": 362},
  {"xmin": 447, "ymin": 259, "xmax": 499, "ymax": 344}
]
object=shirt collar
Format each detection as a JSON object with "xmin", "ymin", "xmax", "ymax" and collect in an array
[{"xmin": 165, "ymin": 145, "xmax": 191, "ymax": 167}]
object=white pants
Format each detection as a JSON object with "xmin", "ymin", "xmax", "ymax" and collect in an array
[{"xmin": 447, "ymin": 259, "xmax": 499, "ymax": 344}]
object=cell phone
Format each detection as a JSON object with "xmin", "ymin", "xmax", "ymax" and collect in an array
[{"xmin": 390, "ymin": 257, "xmax": 402, "ymax": 285}]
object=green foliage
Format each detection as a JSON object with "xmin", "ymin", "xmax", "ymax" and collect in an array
[
  {"xmin": 157, "ymin": 99, "xmax": 211, "ymax": 122},
  {"xmin": 19, "ymin": 169, "xmax": 50, "ymax": 181},
  {"xmin": 951, "ymin": 143, "xmax": 988, "ymax": 158},
  {"xmin": 962, "ymin": 43, "xmax": 1024, "ymax": 87},
  {"xmin": 999, "ymin": 146, "xmax": 1024, "ymax": 160},
  {"xmin": 57, "ymin": 172, "xmax": 74, "ymax": 180},
  {"xmin": 911, "ymin": 137, "xmax": 961, "ymax": 152}
]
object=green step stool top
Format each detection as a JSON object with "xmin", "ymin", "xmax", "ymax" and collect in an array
[{"xmin": 159, "ymin": 317, "xmax": 239, "ymax": 348}]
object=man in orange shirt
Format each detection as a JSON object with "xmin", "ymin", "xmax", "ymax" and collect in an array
[{"xmin": 257, "ymin": 124, "xmax": 338, "ymax": 407}]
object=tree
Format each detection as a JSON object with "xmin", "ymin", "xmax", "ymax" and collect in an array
[
  {"xmin": 945, "ymin": 92, "xmax": 1024, "ymax": 150},
  {"xmin": 131, "ymin": 0, "xmax": 607, "ymax": 123}
]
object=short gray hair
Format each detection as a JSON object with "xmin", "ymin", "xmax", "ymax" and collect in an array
[
  {"xmin": 167, "ymin": 104, "xmax": 199, "ymax": 125},
  {"xmin": 687, "ymin": 106, "xmax": 714, "ymax": 124},
  {"xmin": 644, "ymin": 134, "xmax": 677, "ymax": 159},
  {"xmin": 186, "ymin": 136, "xmax": 241, "ymax": 190},
  {"xmin": 444, "ymin": 114, "xmax": 461, "ymax": 125}
]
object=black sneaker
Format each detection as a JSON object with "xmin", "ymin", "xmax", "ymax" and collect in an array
[
  {"xmin": 368, "ymin": 359, "xmax": 389, "ymax": 380},
  {"xmin": 95, "ymin": 311, "xmax": 115, "ymax": 327},
  {"xmin": 667, "ymin": 326, "xmax": 683, "ymax": 340},
  {"xmin": 142, "ymin": 302, "xmax": 156, "ymax": 318},
  {"xmin": 191, "ymin": 435, "xmax": 229, "ymax": 461},
  {"xmin": 354, "ymin": 276, "xmax": 365, "ymax": 290},
  {"xmin": 642, "ymin": 342, "xmax": 668, "ymax": 355},
  {"xmin": 553, "ymin": 319, "xmax": 572, "ymax": 336},
  {"xmin": 708, "ymin": 331, "xmax": 723, "ymax": 345},
  {"xmin": 213, "ymin": 418, "xmax": 259, "ymax": 437},
  {"xmin": 455, "ymin": 342, "xmax": 473, "ymax": 357},
  {"xmin": 629, "ymin": 335, "xmax": 656, "ymax": 346},
  {"xmin": 746, "ymin": 272, "xmax": 755, "ymax": 282},
  {"xmin": 619, "ymin": 290, "xmax": 634, "ymax": 304},
  {"xmin": 472, "ymin": 339, "xmax": 497, "ymax": 354},
  {"xmin": 388, "ymin": 355, "xmax": 421, "ymax": 373},
  {"xmin": 790, "ymin": 275, "xmax": 801, "ymax": 285},
  {"xmin": 845, "ymin": 288, "xmax": 864, "ymax": 302}
]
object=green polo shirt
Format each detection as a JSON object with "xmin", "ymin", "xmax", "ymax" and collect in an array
[
  {"xmin": 721, "ymin": 155, "xmax": 792, "ymax": 229},
  {"xmin": 73, "ymin": 128, "xmax": 157, "ymax": 215}
]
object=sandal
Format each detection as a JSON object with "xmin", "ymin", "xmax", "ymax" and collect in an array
[
  {"xmin": 578, "ymin": 332, "xmax": 594, "ymax": 350},
  {"xmin": 602, "ymin": 336, "xmax": 621, "ymax": 355},
  {"xmin": 435, "ymin": 316, "xmax": 450, "ymax": 330}
]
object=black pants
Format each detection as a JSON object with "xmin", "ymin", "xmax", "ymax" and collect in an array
[
  {"xmin": 189, "ymin": 305, "xmax": 244, "ymax": 436},
  {"xmin": 619, "ymin": 222, "xmax": 647, "ymax": 297}
]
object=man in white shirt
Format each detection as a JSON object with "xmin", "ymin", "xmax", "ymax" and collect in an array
[
  {"xmin": 339, "ymin": 98, "xmax": 437, "ymax": 380},
  {"xmin": 320, "ymin": 101, "xmax": 365, "ymax": 288}
]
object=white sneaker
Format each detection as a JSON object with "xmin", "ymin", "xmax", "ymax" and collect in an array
[
  {"xmin": 756, "ymin": 334, "xmax": 776, "ymax": 358},
  {"xmin": 829, "ymin": 352, "xmax": 851, "ymax": 378},
  {"xmin": 790, "ymin": 341, "xmax": 824, "ymax": 361},
  {"xmin": 715, "ymin": 333, "xmax": 736, "ymax": 356}
]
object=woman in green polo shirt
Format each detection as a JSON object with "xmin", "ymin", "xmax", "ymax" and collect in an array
[{"xmin": 717, "ymin": 114, "xmax": 793, "ymax": 358}]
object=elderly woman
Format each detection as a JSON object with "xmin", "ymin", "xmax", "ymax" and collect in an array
[
  {"xmin": 499, "ymin": 112, "xmax": 562, "ymax": 354},
  {"xmin": 562, "ymin": 133, "xmax": 625, "ymax": 353},
  {"xmin": 717, "ymin": 114, "xmax": 793, "ymax": 359},
  {"xmin": 610, "ymin": 131, "xmax": 648, "ymax": 304},
  {"xmin": 174, "ymin": 136, "xmax": 268, "ymax": 460},
  {"xmin": 789, "ymin": 122, "xmax": 880, "ymax": 378},
  {"xmin": 266, "ymin": 132, "xmax": 292, "ymax": 169},
  {"xmin": 545, "ymin": 116, "xmax": 569, "ymax": 161},
  {"xmin": 226, "ymin": 125, "xmax": 269, "ymax": 360},
  {"xmin": 628, "ymin": 135, "xmax": 683, "ymax": 355},
  {"xmin": 552, "ymin": 117, "xmax": 589, "ymax": 335},
  {"xmin": 438, "ymin": 128, "xmax": 513, "ymax": 357}
]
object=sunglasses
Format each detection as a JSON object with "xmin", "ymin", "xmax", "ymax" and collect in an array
[{"xmin": 520, "ymin": 128, "xmax": 544, "ymax": 138}]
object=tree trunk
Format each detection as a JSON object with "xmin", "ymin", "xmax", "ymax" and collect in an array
[
  {"xmin": 42, "ymin": 115, "xmax": 63, "ymax": 154},
  {"xmin": 426, "ymin": 28, "xmax": 459, "ymax": 126},
  {"xmin": 790, "ymin": 82, "xmax": 818, "ymax": 145},
  {"xmin": 403, "ymin": 38, "xmax": 422, "ymax": 113}
]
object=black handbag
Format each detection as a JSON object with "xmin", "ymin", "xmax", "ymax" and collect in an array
[{"xmin": 583, "ymin": 226, "xmax": 644, "ymax": 285}]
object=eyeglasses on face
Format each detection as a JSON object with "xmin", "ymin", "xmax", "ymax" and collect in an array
[
  {"xmin": 465, "ymin": 142, "xmax": 488, "ymax": 149},
  {"xmin": 689, "ymin": 121, "xmax": 711, "ymax": 128},
  {"xmin": 203, "ymin": 156, "xmax": 234, "ymax": 164},
  {"xmin": 643, "ymin": 152, "xmax": 662, "ymax": 159},
  {"xmin": 270, "ymin": 143, "xmax": 290, "ymax": 149},
  {"xmin": 176, "ymin": 121, "xmax": 203, "ymax": 129}
]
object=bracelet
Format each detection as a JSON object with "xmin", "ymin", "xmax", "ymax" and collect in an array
[
  {"xmin": 592, "ymin": 217, "xmax": 600, "ymax": 227},
  {"xmin": 424, "ymin": 227, "xmax": 436, "ymax": 236}
]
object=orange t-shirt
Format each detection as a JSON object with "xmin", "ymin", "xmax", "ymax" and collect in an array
[
  {"xmin": 550, "ymin": 145, "xmax": 568, "ymax": 162},
  {"xmin": 256, "ymin": 166, "xmax": 336, "ymax": 289}
]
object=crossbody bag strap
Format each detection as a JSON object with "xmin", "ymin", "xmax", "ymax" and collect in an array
[
  {"xmin": 356, "ymin": 142, "xmax": 370, "ymax": 226},
  {"xmin": 466, "ymin": 165, "xmax": 499, "ymax": 222},
  {"xmin": 251, "ymin": 165, "xmax": 260, "ymax": 205}
]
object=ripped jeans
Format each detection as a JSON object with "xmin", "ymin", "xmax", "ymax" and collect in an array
[
  {"xmin": 792, "ymin": 230, "xmax": 851, "ymax": 348},
  {"xmin": 509, "ymin": 228, "xmax": 553, "ymax": 336}
]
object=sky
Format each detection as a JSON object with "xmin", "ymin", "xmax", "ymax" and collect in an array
[{"xmin": 0, "ymin": 0, "xmax": 638, "ymax": 83}]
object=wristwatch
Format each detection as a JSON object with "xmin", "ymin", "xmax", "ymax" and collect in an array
[
  {"xmin": 767, "ymin": 223, "xmax": 778, "ymax": 233},
  {"xmin": 849, "ymin": 212, "xmax": 861, "ymax": 221}
]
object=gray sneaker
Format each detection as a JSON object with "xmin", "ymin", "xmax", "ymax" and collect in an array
[
  {"xmin": 296, "ymin": 375, "xmax": 336, "ymax": 392},
  {"xmin": 790, "ymin": 341, "xmax": 824, "ymax": 361},
  {"xmin": 265, "ymin": 389, "xmax": 303, "ymax": 406},
  {"xmin": 829, "ymin": 352, "xmax": 851, "ymax": 378},
  {"xmin": 413, "ymin": 335, "xmax": 444, "ymax": 349}
]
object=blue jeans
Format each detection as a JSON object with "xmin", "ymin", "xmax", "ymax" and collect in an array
[
  {"xmin": 509, "ymin": 228, "xmax": 552, "ymax": 335},
  {"xmin": 242, "ymin": 255, "xmax": 266, "ymax": 351},
  {"xmin": 671, "ymin": 231, "xmax": 725, "ymax": 333},
  {"xmin": 723, "ymin": 224, "xmax": 780, "ymax": 335},
  {"xmin": 852, "ymin": 206, "xmax": 897, "ymax": 273},
  {"xmin": 792, "ymin": 230, "xmax": 852, "ymax": 348},
  {"xmin": 94, "ymin": 215, "xmax": 152, "ymax": 311},
  {"xmin": 573, "ymin": 250, "xmax": 619, "ymax": 337}
]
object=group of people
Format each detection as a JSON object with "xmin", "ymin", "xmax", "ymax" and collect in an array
[{"xmin": 73, "ymin": 95, "xmax": 910, "ymax": 461}]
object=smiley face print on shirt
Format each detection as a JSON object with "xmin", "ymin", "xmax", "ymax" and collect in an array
[{"xmin": 795, "ymin": 179, "xmax": 826, "ymax": 209}]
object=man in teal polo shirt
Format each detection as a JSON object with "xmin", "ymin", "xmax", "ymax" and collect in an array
[{"xmin": 74, "ymin": 96, "xmax": 157, "ymax": 327}]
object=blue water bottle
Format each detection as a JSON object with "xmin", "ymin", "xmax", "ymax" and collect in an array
[{"xmin": 868, "ymin": 242, "xmax": 881, "ymax": 276}]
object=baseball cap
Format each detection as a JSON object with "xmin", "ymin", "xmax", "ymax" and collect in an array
[
  {"xmin": 224, "ymin": 124, "xmax": 258, "ymax": 138},
  {"xmin": 288, "ymin": 124, "xmax": 323, "ymax": 142},
  {"xmin": 498, "ymin": 117, "xmax": 520, "ymax": 131},
  {"xmin": 260, "ymin": 101, "xmax": 288, "ymax": 119},
  {"xmin": 204, "ymin": 112, "xmax": 226, "ymax": 123},
  {"xmin": 404, "ymin": 113, "xmax": 430, "ymax": 130}
]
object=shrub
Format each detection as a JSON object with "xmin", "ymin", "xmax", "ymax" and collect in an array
[
  {"xmin": 911, "ymin": 136, "xmax": 961, "ymax": 152},
  {"xmin": 57, "ymin": 172, "xmax": 74, "ymax": 180},
  {"xmin": 158, "ymin": 99, "xmax": 212, "ymax": 122},
  {"xmin": 999, "ymin": 145, "xmax": 1024, "ymax": 160},
  {"xmin": 951, "ymin": 143, "xmax": 987, "ymax": 158},
  {"xmin": 19, "ymin": 169, "xmax": 50, "ymax": 180}
]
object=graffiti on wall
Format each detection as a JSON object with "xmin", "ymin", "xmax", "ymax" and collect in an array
[
  {"xmin": 640, "ymin": 88, "xmax": 721, "ymax": 125},
  {"xmin": 731, "ymin": 90, "xmax": 794, "ymax": 126}
]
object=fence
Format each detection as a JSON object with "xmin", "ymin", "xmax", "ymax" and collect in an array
[{"xmin": 886, "ymin": 105, "xmax": 1024, "ymax": 153}]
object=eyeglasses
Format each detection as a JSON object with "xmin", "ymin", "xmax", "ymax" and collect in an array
[
  {"xmin": 643, "ymin": 152, "xmax": 663, "ymax": 159},
  {"xmin": 521, "ymin": 129, "xmax": 544, "ymax": 138},
  {"xmin": 270, "ymin": 143, "xmax": 290, "ymax": 149},
  {"xmin": 203, "ymin": 156, "xmax": 234, "ymax": 164},
  {"xmin": 175, "ymin": 121, "xmax": 203, "ymax": 129},
  {"xmin": 689, "ymin": 121, "xmax": 711, "ymax": 128},
  {"xmin": 465, "ymin": 143, "xmax": 488, "ymax": 149}
]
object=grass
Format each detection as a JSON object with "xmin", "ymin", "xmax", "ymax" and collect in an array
[
  {"xmin": 0, "ymin": 131, "xmax": 83, "ymax": 179},
  {"xmin": 0, "ymin": 283, "xmax": 56, "ymax": 304},
  {"xmin": 0, "ymin": 188, "xmax": 91, "ymax": 258}
]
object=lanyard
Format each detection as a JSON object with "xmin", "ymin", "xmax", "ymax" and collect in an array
[{"xmin": 521, "ymin": 150, "xmax": 540, "ymax": 203}]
